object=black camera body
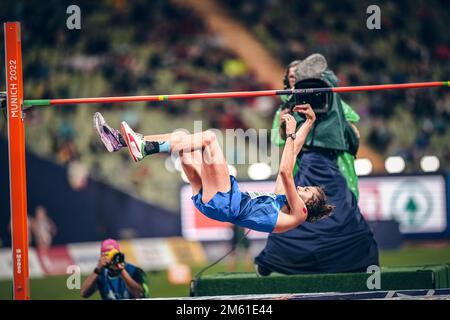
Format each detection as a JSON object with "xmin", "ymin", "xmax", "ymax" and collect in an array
[
  {"xmin": 282, "ymin": 78, "xmax": 332, "ymax": 116},
  {"xmin": 106, "ymin": 248, "xmax": 125, "ymax": 266},
  {"xmin": 110, "ymin": 251, "xmax": 125, "ymax": 265}
]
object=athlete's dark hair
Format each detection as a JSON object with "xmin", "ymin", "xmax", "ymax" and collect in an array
[{"xmin": 304, "ymin": 186, "xmax": 334, "ymax": 223}]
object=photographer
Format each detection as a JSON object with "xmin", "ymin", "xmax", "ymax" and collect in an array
[{"xmin": 80, "ymin": 239, "xmax": 149, "ymax": 300}]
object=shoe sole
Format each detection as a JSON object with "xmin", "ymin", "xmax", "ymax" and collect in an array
[
  {"xmin": 120, "ymin": 122, "xmax": 142, "ymax": 162},
  {"xmin": 94, "ymin": 112, "xmax": 115, "ymax": 152}
]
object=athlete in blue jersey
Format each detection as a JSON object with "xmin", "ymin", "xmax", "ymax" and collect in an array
[{"xmin": 94, "ymin": 104, "xmax": 333, "ymax": 233}]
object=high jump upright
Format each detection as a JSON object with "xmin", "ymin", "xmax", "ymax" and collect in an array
[{"xmin": 4, "ymin": 21, "xmax": 30, "ymax": 300}]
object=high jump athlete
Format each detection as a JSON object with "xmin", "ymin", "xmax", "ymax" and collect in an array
[{"xmin": 93, "ymin": 104, "xmax": 333, "ymax": 233}]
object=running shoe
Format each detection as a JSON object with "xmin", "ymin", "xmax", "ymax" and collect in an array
[
  {"xmin": 120, "ymin": 121, "xmax": 146, "ymax": 162},
  {"xmin": 93, "ymin": 112, "xmax": 126, "ymax": 152}
]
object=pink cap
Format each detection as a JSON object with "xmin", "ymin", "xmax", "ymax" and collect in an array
[{"xmin": 101, "ymin": 239, "xmax": 120, "ymax": 253}]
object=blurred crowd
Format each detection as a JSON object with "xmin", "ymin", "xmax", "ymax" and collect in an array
[
  {"xmin": 226, "ymin": 0, "xmax": 450, "ymax": 171},
  {"xmin": 0, "ymin": 0, "xmax": 271, "ymax": 211},
  {"xmin": 0, "ymin": 0, "xmax": 449, "ymax": 212}
]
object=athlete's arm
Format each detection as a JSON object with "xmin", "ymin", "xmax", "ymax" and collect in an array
[
  {"xmin": 274, "ymin": 173, "xmax": 285, "ymax": 194},
  {"xmin": 274, "ymin": 104, "xmax": 315, "ymax": 195},
  {"xmin": 273, "ymin": 114, "xmax": 307, "ymax": 233},
  {"xmin": 278, "ymin": 108, "xmax": 290, "ymax": 140},
  {"xmin": 292, "ymin": 104, "xmax": 316, "ymax": 156}
]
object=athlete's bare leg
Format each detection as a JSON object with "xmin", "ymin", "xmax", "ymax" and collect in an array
[
  {"xmin": 170, "ymin": 131, "xmax": 230, "ymax": 203},
  {"xmin": 196, "ymin": 131, "xmax": 230, "ymax": 204},
  {"xmin": 121, "ymin": 124, "xmax": 231, "ymax": 202},
  {"xmin": 179, "ymin": 149, "xmax": 202, "ymax": 195}
]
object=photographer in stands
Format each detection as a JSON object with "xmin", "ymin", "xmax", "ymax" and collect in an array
[{"xmin": 80, "ymin": 239, "xmax": 149, "ymax": 300}]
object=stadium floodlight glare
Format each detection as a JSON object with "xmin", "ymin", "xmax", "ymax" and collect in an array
[
  {"xmin": 385, "ymin": 156, "xmax": 406, "ymax": 174},
  {"xmin": 420, "ymin": 155, "xmax": 440, "ymax": 172},
  {"xmin": 248, "ymin": 162, "xmax": 272, "ymax": 180},
  {"xmin": 355, "ymin": 158, "xmax": 373, "ymax": 176}
]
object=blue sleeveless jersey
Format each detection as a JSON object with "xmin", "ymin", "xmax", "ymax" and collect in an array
[
  {"xmin": 192, "ymin": 176, "xmax": 287, "ymax": 233},
  {"xmin": 238, "ymin": 191, "xmax": 287, "ymax": 232}
]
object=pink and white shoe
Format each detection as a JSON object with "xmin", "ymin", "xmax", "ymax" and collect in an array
[{"xmin": 120, "ymin": 121, "xmax": 146, "ymax": 162}]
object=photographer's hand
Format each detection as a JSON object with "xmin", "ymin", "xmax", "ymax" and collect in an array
[
  {"xmin": 80, "ymin": 255, "xmax": 108, "ymax": 298},
  {"xmin": 97, "ymin": 256, "xmax": 109, "ymax": 269}
]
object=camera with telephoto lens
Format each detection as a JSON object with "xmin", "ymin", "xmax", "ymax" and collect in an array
[{"xmin": 106, "ymin": 248, "xmax": 125, "ymax": 266}]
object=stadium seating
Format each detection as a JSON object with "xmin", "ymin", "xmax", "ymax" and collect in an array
[
  {"xmin": 0, "ymin": 1, "xmax": 269, "ymax": 212},
  {"xmin": 225, "ymin": 0, "xmax": 450, "ymax": 173},
  {"xmin": 0, "ymin": 1, "xmax": 448, "ymax": 213}
]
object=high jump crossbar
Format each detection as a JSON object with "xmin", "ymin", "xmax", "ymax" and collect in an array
[
  {"xmin": 23, "ymin": 81, "xmax": 449, "ymax": 107},
  {"xmin": 3, "ymin": 21, "xmax": 449, "ymax": 300}
]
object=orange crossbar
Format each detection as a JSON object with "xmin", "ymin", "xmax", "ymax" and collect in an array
[{"xmin": 4, "ymin": 22, "xmax": 30, "ymax": 300}]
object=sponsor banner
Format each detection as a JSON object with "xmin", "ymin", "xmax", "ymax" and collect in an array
[
  {"xmin": 67, "ymin": 241, "xmax": 102, "ymax": 275},
  {"xmin": 0, "ymin": 238, "xmax": 206, "ymax": 279},
  {"xmin": 129, "ymin": 238, "xmax": 177, "ymax": 271},
  {"xmin": 117, "ymin": 240, "xmax": 139, "ymax": 266},
  {"xmin": 37, "ymin": 246, "xmax": 75, "ymax": 275},
  {"xmin": 67, "ymin": 240, "xmax": 142, "ymax": 275},
  {"xmin": 359, "ymin": 175, "xmax": 447, "ymax": 234},
  {"xmin": 166, "ymin": 237, "xmax": 207, "ymax": 265},
  {"xmin": 0, "ymin": 248, "xmax": 44, "ymax": 279},
  {"xmin": 180, "ymin": 175, "xmax": 448, "ymax": 240}
]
